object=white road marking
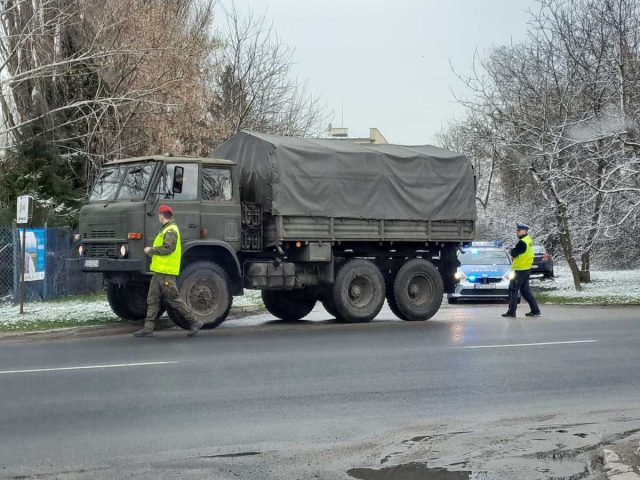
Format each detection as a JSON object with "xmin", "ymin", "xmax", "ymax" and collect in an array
[
  {"xmin": 451, "ymin": 340, "xmax": 597, "ymax": 349},
  {"xmin": 0, "ymin": 361, "xmax": 178, "ymax": 375}
]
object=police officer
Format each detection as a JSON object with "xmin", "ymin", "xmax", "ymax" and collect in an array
[
  {"xmin": 502, "ymin": 223, "xmax": 541, "ymax": 318},
  {"xmin": 134, "ymin": 204, "xmax": 203, "ymax": 337}
]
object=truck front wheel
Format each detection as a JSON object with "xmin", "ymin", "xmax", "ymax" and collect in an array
[
  {"xmin": 107, "ymin": 283, "xmax": 148, "ymax": 321},
  {"xmin": 391, "ymin": 259, "xmax": 443, "ymax": 321},
  {"xmin": 262, "ymin": 290, "xmax": 317, "ymax": 321},
  {"xmin": 171, "ymin": 261, "xmax": 232, "ymax": 330},
  {"xmin": 332, "ymin": 259, "xmax": 385, "ymax": 323}
]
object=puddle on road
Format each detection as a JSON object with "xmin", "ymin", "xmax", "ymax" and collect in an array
[{"xmin": 347, "ymin": 462, "xmax": 472, "ymax": 480}]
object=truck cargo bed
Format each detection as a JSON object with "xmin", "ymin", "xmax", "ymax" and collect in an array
[{"xmin": 264, "ymin": 215, "xmax": 474, "ymax": 245}]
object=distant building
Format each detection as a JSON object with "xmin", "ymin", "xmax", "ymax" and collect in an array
[{"xmin": 325, "ymin": 126, "xmax": 388, "ymax": 144}]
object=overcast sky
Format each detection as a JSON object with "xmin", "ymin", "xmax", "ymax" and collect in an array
[{"xmin": 232, "ymin": 0, "xmax": 538, "ymax": 145}]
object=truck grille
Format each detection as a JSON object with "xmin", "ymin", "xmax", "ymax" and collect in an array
[
  {"xmin": 83, "ymin": 230, "xmax": 116, "ymax": 239},
  {"xmin": 85, "ymin": 243, "xmax": 117, "ymax": 258}
]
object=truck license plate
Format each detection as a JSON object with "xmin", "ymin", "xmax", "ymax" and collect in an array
[
  {"xmin": 475, "ymin": 284, "xmax": 496, "ymax": 289},
  {"xmin": 84, "ymin": 259, "xmax": 100, "ymax": 268}
]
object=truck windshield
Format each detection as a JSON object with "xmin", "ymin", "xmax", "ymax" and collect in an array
[
  {"xmin": 89, "ymin": 166, "xmax": 124, "ymax": 201},
  {"xmin": 117, "ymin": 164, "xmax": 156, "ymax": 200},
  {"xmin": 89, "ymin": 163, "xmax": 156, "ymax": 202}
]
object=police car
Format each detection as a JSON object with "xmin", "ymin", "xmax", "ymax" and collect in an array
[{"xmin": 448, "ymin": 241, "xmax": 515, "ymax": 304}]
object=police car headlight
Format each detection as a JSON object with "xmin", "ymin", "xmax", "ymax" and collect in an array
[
  {"xmin": 504, "ymin": 271, "xmax": 516, "ymax": 280},
  {"xmin": 118, "ymin": 244, "xmax": 128, "ymax": 258},
  {"xmin": 78, "ymin": 245, "xmax": 85, "ymax": 257},
  {"xmin": 455, "ymin": 271, "xmax": 466, "ymax": 281}
]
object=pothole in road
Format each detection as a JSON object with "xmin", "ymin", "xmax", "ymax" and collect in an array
[{"xmin": 347, "ymin": 463, "xmax": 473, "ymax": 480}]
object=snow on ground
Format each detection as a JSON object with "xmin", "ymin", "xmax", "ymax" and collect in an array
[
  {"xmin": 0, "ymin": 298, "xmax": 118, "ymax": 329},
  {"xmin": 531, "ymin": 265, "xmax": 640, "ymax": 303},
  {"xmin": 0, "ymin": 290, "xmax": 265, "ymax": 329}
]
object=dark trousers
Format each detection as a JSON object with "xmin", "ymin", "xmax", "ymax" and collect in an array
[
  {"xmin": 507, "ymin": 269, "xmax": 540, "ymax": 315},
  {"xmin": 145, "ymin": 273, "xmax": 195, "ymax": 327}
]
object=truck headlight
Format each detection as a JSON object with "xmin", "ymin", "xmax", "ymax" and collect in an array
[
  {"xmin": 119, "ymin": 244, "xmax": 128, "ymax": 258},
  {"xmin": 78, "ymin": 245, "xmax": 85, "ymax": 257}
]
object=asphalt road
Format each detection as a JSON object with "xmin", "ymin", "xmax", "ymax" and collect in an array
[{"xmin": 0, "ymin": 302, "xmax": 639, "ymax": 479}]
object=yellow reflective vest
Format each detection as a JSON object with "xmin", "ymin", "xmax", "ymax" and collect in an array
[
  {"xmin": 512, "ymin": 234, "xmax": 534, "ymax": 271},
  {"xmin": 150, "ymin": 223, "xmax": 182, "ymax": 276}
]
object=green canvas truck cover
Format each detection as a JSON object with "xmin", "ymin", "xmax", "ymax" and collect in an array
[{"xmin": 212, "ymin": 131, "xmax": 477, "ymax": 222}]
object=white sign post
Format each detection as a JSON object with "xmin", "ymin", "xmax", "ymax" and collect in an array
[
  {"xmin": 17, "ymin": 195, "xmax": 32, "ymax": 225},
  {"xmin": 16, "ymin": 195, "xmax": 33, "ymax": 314}
]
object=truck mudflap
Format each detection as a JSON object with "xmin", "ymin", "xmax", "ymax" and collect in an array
[{"xmin": 66, "ymin": 258, "xmax": 144, "ymax": 273}]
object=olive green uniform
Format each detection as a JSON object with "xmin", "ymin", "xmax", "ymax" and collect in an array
[{"xmin": 144, "ymin": 221, "xmax": 195, "ymax": 328}]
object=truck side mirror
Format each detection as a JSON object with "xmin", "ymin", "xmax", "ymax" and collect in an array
[{"xmin": 172, "ymin": 166, "xmax": 184, "ymax": 194}]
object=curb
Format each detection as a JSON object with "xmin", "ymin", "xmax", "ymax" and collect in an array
[
  {"xmin": 0, "ymin": 305, "xmax": 263, "ymax": 342},
  {"xmin": 603, "ymin": 448, "xmax": 640, "ymax": 480}
]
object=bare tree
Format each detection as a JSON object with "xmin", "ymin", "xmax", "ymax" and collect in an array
[
  {"xmin": 0, "ymin": 0, "xmax": 218, "ymax": 218},
  {"xmin": 208, "ymin": 3, "xmax": 326, "ymax": 146},
  {"xmin": 446, "ymin": 0, "xmax": 640, "ymax": 290}
]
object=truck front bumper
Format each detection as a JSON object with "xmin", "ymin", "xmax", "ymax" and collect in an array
[{"xmin": 67, "ymin": 258, "xmax": 144, "ymax": 273}]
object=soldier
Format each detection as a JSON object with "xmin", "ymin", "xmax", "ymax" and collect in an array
[
  {"xmin": 134, "ymin": 204, "xmax": 203, "ymax": 337},
  {"xmin": 502, "ymin": 223, "xmax": 541, "ymax": 318}
]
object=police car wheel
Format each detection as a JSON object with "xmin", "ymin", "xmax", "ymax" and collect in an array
[
  {"xmin": 172, "ymin": 261, "xmax": 232, "ymax": 329},
  {"xmin": 392, "ymin": 259, "xmax": 443, "ymax": 321},
  {"xmin": 262, "ymin": 289, "xmax": 317, "ymax": 321}
]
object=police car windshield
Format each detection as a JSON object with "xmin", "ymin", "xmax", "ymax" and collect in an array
[
  {"xmin": 89, "ymin": 163, "xmax": 156, "ymax": 202},
  {"xmin": 459, "ymin": 248, "xmax": 511, "ymax": 266}
]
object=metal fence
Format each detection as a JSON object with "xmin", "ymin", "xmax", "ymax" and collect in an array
[
  {"xmin": 0, "ymin": 226, "xmax": 102, "ymax": 303},
  {"xmin": 0, "ymin": 227, "xmax": 13, "ymax": 301}
]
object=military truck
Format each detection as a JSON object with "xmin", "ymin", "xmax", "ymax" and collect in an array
[{"xmin": 71, "ymin": 131, "xmax": 476, "ymax": 329}]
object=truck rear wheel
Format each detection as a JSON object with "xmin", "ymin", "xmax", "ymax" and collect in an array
[
  {"xmin": 262, "ymin": 289, "xmax": 317, "ymax": 321},
  {"xmin": 107, "ymin": 284, "xmax": 148, "ymax": 321},
  {"xmin": 317, "ymin": 288, "xmax": 339, "ymax": 318},
  {"xmin": 391, "ymin": 259, "xmax": 443, "ymax": 321},
  {"xmin": 332, "ymin": 259, "xmax": 385, "ymax": 323},
  {"xmin": 386, "ymin": 277, "xmax": 409, "ymax": 321},
  {"xmin": 171, "ymin": 261, "xmax": 232, "ymax": 330}
]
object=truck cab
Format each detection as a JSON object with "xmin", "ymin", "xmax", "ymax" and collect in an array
[{"xmin": 72, "ymin": 156, "xmax": 243, "ymax": 326}]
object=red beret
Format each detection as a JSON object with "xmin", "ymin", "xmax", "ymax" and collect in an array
[{"xmin": 159, "ymin": 204, "xmax": 173, "ymax": 214}]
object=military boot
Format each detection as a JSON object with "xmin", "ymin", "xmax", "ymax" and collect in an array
[
  {"xmin": 134, "ymin": 321, "xmax": 155, "ymax": 337},
  {"xmin": 187, "ymin": 320, "xmax": 204, "ymax": 337}
]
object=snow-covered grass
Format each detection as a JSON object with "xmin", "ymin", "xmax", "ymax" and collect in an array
[
  {"xmin": 0, "ymin": 290, "xmax": 265, "ymax": 332},
  {"xmin": 531, "ymin": 265, "xmax": 640, "ymax": 304}
]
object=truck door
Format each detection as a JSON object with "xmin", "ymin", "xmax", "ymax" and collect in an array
[
  {"xmin": 146, "ymin": 162, "xmax": 201, "ymax": 245},
  {"xmin": 200, "ymin": 165, "xmax": 241, "ymax": 250}
]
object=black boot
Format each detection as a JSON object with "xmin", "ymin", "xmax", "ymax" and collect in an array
[
  {"xmin": 187, "ymin": 320, "xmax": 204, "ymax": 337},
  {"xmin": 501, "ymin": 312, "xmax": 516, "ymax": 318},
  {"xmin": 134, "ymin": 321, "xmax": 155, "ymax": 337},
  {"xmin": 525, "ymin": 311, "xmax": 541, "ymax": 317}
]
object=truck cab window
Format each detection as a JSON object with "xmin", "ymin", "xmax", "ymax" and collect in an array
[
  {"xmin": 155, "ymin": 163, "xmax": 198, "ymax": 200},
  {"xmin": 202, "ymin": 167, "xmax": 233, "ymax": 202}
]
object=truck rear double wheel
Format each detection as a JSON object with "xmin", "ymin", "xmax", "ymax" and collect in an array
[
  {"xmin": 171, "ymin": 261, "xmax": 232, "ymax": 330},
  {"xmin": 106, "ymin": 283, "xmax": 149, "ymax": 321},
  {"xmin": 332, "ymin": 259, "xmax": 385, "ymax": 323},
  {"xmin": 388, "ymin": 259, "xmax": 443, "ymax": 321},
  {"xmin": 262, "ymin": 289, "xmax": 317, "ymax": 321}
]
